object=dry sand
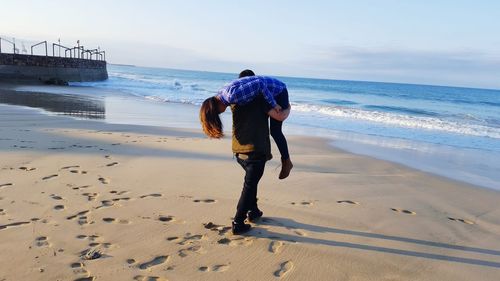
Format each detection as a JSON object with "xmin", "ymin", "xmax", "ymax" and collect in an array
[{"xmin": 1, "ymin": 97, "xmax": 499, "ymax": 281}]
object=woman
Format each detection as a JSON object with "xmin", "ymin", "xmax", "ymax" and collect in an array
[{"xmin": 200, "ymin": 70, "xmax": 293, "ymax": 179}]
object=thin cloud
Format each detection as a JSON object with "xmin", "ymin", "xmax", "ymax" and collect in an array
[{"xmin": 295, "ymin": 47, "xmax": 500, "ymax": 89}]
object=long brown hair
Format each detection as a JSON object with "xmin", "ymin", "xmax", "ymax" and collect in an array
[{"xmin": 200, "ymin": 96, "xmax": 224, "ymax": 138}]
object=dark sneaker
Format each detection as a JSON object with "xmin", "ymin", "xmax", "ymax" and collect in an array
[
  {"xmin": 247, "ymin": 209, "xmax": 263, "ymax": 222},
  {"xmin": 232, "ymin": 221, "xmax": 251, "ymax": 235},
  {"xmin": 279, "ymin": 158, "xmax": 293, "ymax": 179}
]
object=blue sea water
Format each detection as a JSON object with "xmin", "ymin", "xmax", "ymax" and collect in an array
[{"xmin": 73, "ymin": 65, "xmax": 500, "ymax": 190}]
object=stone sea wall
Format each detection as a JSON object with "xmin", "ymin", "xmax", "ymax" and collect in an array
[{"xmin": 0, "ymin": 53, "xmax": 108, "ymax": 84}]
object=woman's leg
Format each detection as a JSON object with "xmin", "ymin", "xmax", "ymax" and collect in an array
[
  {"xmin": 270, "ymin": 118, "xmax": 290, "ymax": 160},
  {"xmin": 272, "ymin": 88, "xmax": 293, "ymax": 179}
]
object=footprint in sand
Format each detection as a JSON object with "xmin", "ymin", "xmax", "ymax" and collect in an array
[
  {"xmin": 70, "ymin": 262, "xmax": 88, "ymax": 275},
  {"xmin": 176, "ymin": 233, "xmax": 206, "ymax": 245},
  {"xmin": 74, "ymin": 277, "xmax": 95, "ymax": 281},
  {"xmin": 199, "ymin": 264, "xmax": 230, "ymax": 273},
  {"xmin": 269, "ymin": 241, "xmax": 284, "ymax": 254},
  {"xmin": 88, "ymin": 242, "xmax": 112, "ymax": 248},
  {"xmin": 193, "ymin": 199, "xmax": 217, "ymax": 203},
  {"xmin": 76, "ymin": 234, "xmax": 105, "ymax": 249},
  {"xmin": 70, "ymin": 184, "xmax": 92, "ymax": 191},
  {"xmin": 0, "ymin": 208, "xmax": 5, "ymax": 215},
  {"xmin": 78, "ymin": 216, "xmax": 90, "ymax": 225},
  {"xmin": 166, "ymin": 236, "xmax": 181, "ymax": 242},
  {"xmin": 391, "ymin": 208, "xmax": 416, "ymax": 215},
  {"xmin": 95, "ymin": 200, "xmax": 114, "ymax": 209},
  {"xmin": 0, "ymin": 183, "xmax": 13, "ymax": 188},
  {"xmin": 106, "ymin": 162, "xmax": 119, "ymax": 167},
  {"xmin": 198, "ymin": 266, "xmax": 209, "ymax": 272},
  {"xmin": 102, "ymin": 217, "xmax": 130, "ymax": 224},
  {"xmin": 138, "ymin": 255, "xmax": 170, "ymax": 270},
  {"xmin": 274, "ymin": 261, "xmax": 293, "ymax": 277},
  {"xmin": 98, "ymin": 177, "xmax": 110, "ymax": 184},
  {"xmin": 19, "ymin": 166, "xmax": 36, "ymax": 171},
  {"xmin": 67, "ymin": 211, "xmax": 92, "ymax": 225},
  {"xmin": 133, "ymin": 276, "xmax": 168, "ymax": 281},
  {"xmin": 102, "ymin": 217, "xmax": 116, "ymax": 223},
  {"xmin": 54, "ymin": 205, "xmax": 65, "ymax": 210},
  {"xmin": 87, "ymin": 234, "xmax": 100, "ymax": 241},
  {"xmin": 217, "ymin": 236, "xmax": 254, "ymax": 247},
  {"xmin": 82, "ymin": 193, "xmax": 98, "ymax": 201},
  {"xmin": 76, "ymin": 234, "xmax": 101, "ymax": 244},
  {"xmin": 178, "ymin": 245, "xmax": 206, "ymax": 257},
  {"xmin": 158, "ymin": 215, "xmax": 175, "ymax": 222},
  {"xmin": 140, "ymin": 193, "xmax": 162, "ymax": 199},
  {"xmin": 67, "ymin": 210, "xmax": 90, "ymax": 221},
  {"xmin": 217, "ymin": 238, "xmax": 231, "ymax": 245},
  {"xmin": 42, "ymin": 174, "xmax": 59, "ymax": 180},
  {"xmin": 203, "ymin": 222, "xmax": 232, "ymax": 236},
  {"xmin": 110, "ymin": 190, "xmax": 129, "ymax": 195},
  {"xmin": 111, "ymin": 197, "xmax": 131, "ymax": 202},
  {"xmin": 448, "ymin": 217, "xmax": 475, "ymax": 225},
  {"xmin": 0, "ymin": 221, "xmax": 31, "ymax": 230},
  {"xmin": 80, "ymin": 248, "xmax": 102, "ymax": 260},
  {"xmin": 61, "ymin": 165, "xmax": 80, "ymax": 170},
  {"xmin": 50, "ymin": 194, "xmax": 64, "ymax": 200},
  {"xmin": 212, "ymin": 264, "xmax": 230, "ymax": 272},
  {"xmin": 35, "ymin": 236, "xmax": 50, "ymax": 247},
  {"xmin": 337, "ymin": 200, "xmax": 360, "ymax": 205},
  {"xmin": 70, "ymin": 169, "xmax": 88, "ymax": 174},
  {"xmin": 291, "ymin": 201, "xmax": 313, "ymax": 206}
]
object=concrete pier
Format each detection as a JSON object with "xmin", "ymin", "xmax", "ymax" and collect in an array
[{"xmin": 0, "ymin": 53, "xmax": 108, "ymax": 84}]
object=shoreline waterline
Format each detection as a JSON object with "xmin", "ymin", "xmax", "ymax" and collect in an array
[{"xmin": 1, "ymin": 84, "xmax": 498, "ymax": 191}]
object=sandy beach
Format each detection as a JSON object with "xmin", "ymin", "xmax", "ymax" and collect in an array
[{"xmin": 1, "ymin": 88, "xmax": 500, "ymax": 281}]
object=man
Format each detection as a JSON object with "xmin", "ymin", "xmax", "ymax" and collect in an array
[
  {"xmin": 199, "ymin": 71, "xmax": 293, "ymax": 179},
  {"xmin": 229, "ymin": 70, "xmax": 290, "ymax": 234}
]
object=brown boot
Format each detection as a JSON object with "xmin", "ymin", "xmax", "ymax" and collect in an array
[{"xmin": 279, "ymin": 158, "xmax": 293, "ymax": 180}]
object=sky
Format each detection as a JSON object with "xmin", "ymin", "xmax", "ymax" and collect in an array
[{"xmin": 1, "ymin": 0, "xmax": 500, "ymax": 89}]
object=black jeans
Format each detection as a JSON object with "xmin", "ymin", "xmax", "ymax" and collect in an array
[
  {"xmin": 270, "ymin": 118, "xmax": 290, "ymax": 160},
  {"xmin": 234, "ymin": 155, "xmax": 266, "ymax": 223},
  {"xmin": 269, "ymin": 89, "xmax": 290, "ymax": 160}
]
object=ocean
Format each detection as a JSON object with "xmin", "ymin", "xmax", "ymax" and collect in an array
[{"xmin": 29, "ymin": 64, "xmax": 500, "ymax": 190}]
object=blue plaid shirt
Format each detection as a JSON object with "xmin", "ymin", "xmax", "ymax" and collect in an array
[{"xmin": 217, "ymin": 76, "xmax": 286, "ymax": 108}]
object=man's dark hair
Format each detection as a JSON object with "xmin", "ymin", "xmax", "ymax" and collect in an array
[{"xmin": 239, "ymin": 69, "xmax": 255, "ymax": 78}]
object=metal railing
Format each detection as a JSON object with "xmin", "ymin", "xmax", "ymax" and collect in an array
[
  {"xmin": 52, "ymin": 43, "xmax": 73, "ymax": 58},
  {"xmin": 31, "ymin": 41, "xmax": 48, "ymax": 56},
  {"xmin": 0, "ymin": 37, "xmax": 16, "ymax": 54},
  {"xmin": 0, "ymin": 36, "xmax": 106, "ymax": 61}
]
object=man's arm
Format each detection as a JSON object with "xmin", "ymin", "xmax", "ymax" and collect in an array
[{"xmin": 267, "ymin": 106, "xmax": 291, "ymax": 121}]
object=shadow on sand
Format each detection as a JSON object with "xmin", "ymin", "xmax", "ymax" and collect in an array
[{"xmin": 249, "ymin": 217, "xmax": 500, "ymax": 268}]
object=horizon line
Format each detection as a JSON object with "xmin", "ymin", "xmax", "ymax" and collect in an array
[{"xmin": 108, "ymin": 63, "xmax": 500, "ymax": 92}]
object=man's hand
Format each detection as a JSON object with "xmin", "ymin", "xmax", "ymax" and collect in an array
[{"xmin": 274, "ymin": 104, "xmax": 282, "ymax": 112}]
